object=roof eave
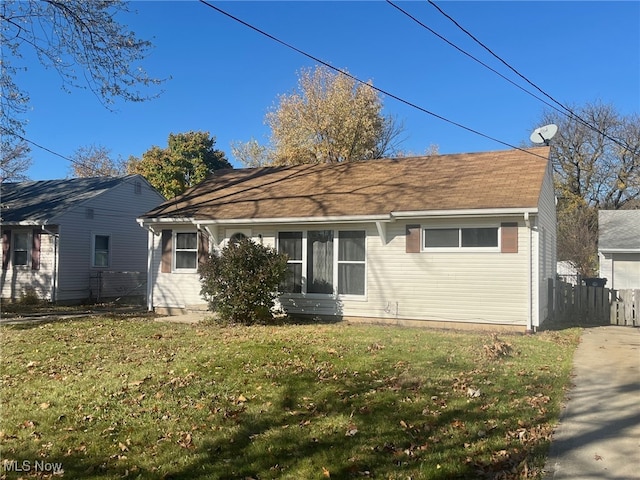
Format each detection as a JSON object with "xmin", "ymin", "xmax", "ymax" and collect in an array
[
  {"xmin": 599, "ymin": 248, "xmax": 640, "ymax": 253},
  {"xmin": 137, "ymin": 207, "xmax": 539, "ymax": 227},
  {"xmin": 390, "ymin": 207, "xmax": 539, "ymax": 219}
]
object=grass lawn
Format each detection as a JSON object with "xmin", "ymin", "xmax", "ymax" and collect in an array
[{"xmin": 0, "ymin": 317, "xmax": 580, "ymax": 479}]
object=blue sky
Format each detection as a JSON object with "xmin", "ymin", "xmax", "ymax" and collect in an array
[{"xmin": 16, "ymin": 1, "xmax": 640, "ymax": 180}]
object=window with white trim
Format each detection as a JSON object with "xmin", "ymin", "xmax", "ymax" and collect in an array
[
  {"xmin": 175, "ymin": 232, "xmax": 198, "ymax": 270},
  {"xmin": 423, "ymin": 227, "xmax": 499, "ymax": 250},
  {"xmin": 92, "ymin": 234, "xmax": 111, "ymax": 267},
  {"xmin": 338, "ymin": 231, "xmax": 365, "ymax": 295},
  {"xmin": 13, "ymin": 232, "xmax": 29, "ymax": 266},
  {"xmin": 278, "ymin": 232, "xmax": 303, "ymax": 293},
  {"xmin": 278, "ymin": 230, "xmax": 366, "ymax": 296}
]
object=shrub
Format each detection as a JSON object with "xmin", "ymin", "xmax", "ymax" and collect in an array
[
  {"xmin": 19, "ymin": 286, "xmax": 41, "ymax": 305},
  {"xmin": 199, "ymin": 238, "xmax": 289, "ymax": 324}
]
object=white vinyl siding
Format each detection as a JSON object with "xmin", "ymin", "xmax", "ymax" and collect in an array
[
  {"xmin": 0, "ymin": 229, "xmax": 56, "ymax": 301},
  {"xmin": 535, "ymin": 161, "xmax": 557, "ymax": 326},
  {"xmin": 150, "ymin": 217, "xmax": 537, "ymax": 327}
]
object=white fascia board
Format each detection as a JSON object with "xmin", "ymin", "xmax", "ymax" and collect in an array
[
  {"xmin": 1, "ymin": 221, "xmax": 48, "ymax": 226},
  {"xmin": 390, "ymin": 207, "xmax": 538, "ymax": 219},
  {"xmin": 138, "ymin": 208, "xmax": 538, "ymax": 227},
  {"xmin": 139, "ymin": 214, "xmax": 394, "ymax": 226},
  {"xmin": 599, "ymin": 248, "xmax": 640, "ymax": 254}
]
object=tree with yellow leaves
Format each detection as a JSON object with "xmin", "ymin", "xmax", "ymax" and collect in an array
[{"xmin": 233, "ymin": 66, "xmax": 404, "ymax": 166}]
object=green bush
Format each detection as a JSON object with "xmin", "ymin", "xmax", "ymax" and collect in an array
[{"xmin": 199, "ymin": 239, "xmax": 289, "ymax": 324}]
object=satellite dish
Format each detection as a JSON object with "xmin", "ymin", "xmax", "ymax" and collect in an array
[{"xmin": 530, "ymin": 124, "xmax": 558, "ymax": 145}]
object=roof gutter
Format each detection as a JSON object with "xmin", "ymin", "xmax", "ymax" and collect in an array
[
  {"xmin": 137, "ymin": 208, "xmax": 539, "ymax": 226},
  {"xmin": 391, "ymin": 207, "xmax": 538, "ymax": 219},
  {"xmin": 138, "ymin": 214, "xmax": 395, "ymax": 226},
  {"xmin": 599, "ymin": 248, "xmax": 640, "ymax": 253}
]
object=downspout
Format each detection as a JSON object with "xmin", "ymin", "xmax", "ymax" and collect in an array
[
  {"xmin": 524, "ymin": 213, "xmax": 533, "ymax": 333},
  {"xmin": 41, "ymin": 225, "xmax": 58, "ymax": 303},
  {"xmin": 138, "ymin": 221, "xmax": 156, "ymax": 312}
]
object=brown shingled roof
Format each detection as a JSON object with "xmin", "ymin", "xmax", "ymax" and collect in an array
[{"xmin": 141, "ymin": 147, "xmax": 550, "ymax": 221}]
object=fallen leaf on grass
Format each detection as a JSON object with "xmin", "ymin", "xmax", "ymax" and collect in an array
[{"xmin": 322, "ymin": 466, "xmax": 331, "ymax": 477}]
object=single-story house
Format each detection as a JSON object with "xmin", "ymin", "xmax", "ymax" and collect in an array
[
  {"xmin": 598, "ymin": 209, "xmax": 640, "ymax": 290},
  {"xmin": 138, "ymin": 147, "xmax": 556, "ymax": 332},
  {"xmin": 1, "ymin": 175, "xmax": 165, "ymax": 303}
]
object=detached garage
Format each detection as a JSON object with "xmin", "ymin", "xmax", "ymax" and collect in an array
[{"xmin": 598, "ymin": 210, "xmax": 640, "ymax": 290}]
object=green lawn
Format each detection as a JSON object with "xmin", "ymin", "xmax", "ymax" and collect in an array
[{"xmin": 0, "ymin": 317, "xmax": 580, "ymax": 479}]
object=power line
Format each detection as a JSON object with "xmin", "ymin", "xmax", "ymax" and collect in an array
[
  {"xmin": 1, "ymin": 126, "xmax": 131, "ymax": 179},
  {"xmin": 385, "ymin": 0, "xmax": 565, "ymax": 117},
  {"xmin": 197, "ymin": 0, "xmax": 549, "ymax": 161},
  {"xmin": 425, "ymin": 0, "xmax": 636, "ymax": 154}
]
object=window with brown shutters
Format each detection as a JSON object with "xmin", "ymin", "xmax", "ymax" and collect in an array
[
  {"xmin": 32, "ymin": 230, "xmax": 41, "ymax": 270},
  {"xmin": 501, "ymin": 223, "xmax": 519, "ymax": 253},
  {"xmin": 198, "ymin": 230, "xmax": 209, "ymax": 266},
  {"xmin": 2, "ymin": 230, "xmax": 11, "ymax": 270},
  {"xmin": 406, "ymin": 224, "xmax": 421, "ymax": 253},
  {"xmin": 162, "ymin": 230, "xmax": 208, "ymax": 273}
]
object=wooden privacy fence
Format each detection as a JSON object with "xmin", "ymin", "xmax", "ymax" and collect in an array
[
  {"xmin": 549, "ymin": 279, "xmax": 638, "ymax": 327},
  {"xmin": 610, "ymin": 289, "xmax": 639, "ymax": 326}
]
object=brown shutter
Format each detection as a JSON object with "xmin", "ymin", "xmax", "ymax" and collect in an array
[
  {"xmin": 32, "ymin": 229, "xmax": 41, "ymax": 270},
  {"xmin": 2, "ymin": 230, "xmax": 10, "ymax": 270},
  {"xmin": 501, "ymin": 222, "xmax": 518, "ymax": 253},
  {"xmin": 198, "ymin": 230, "xmax": 209, "ymax": 266},
  {"xmin": 161, "ymin": 230, "xmax": 172, "ymax": 273},
  {"xmin": 406, "ymin": 224, "xmax": 421, "ymax": 253}
]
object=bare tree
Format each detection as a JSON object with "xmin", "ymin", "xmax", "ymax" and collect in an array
[
  {"xmin": 541, "ymin": 102, "xmax": 640, "ymax": 209},
  {"xmin": 233, "ymin": 66, "xmax": 404, "ymax": 166},
  {"xmin": 0, "ymin": 0, "xmax": 165, "ymax": 175},
  {"xmin": 536, "ymin": 102, "xmax": 640, "ymax": 276},
  {"xmin": 70, "ymin": 144, "xmax": 125, "ymax": 177},
  {"xmin": 0, "ymin": 141, "xmax": 31, "ymax": 182}
]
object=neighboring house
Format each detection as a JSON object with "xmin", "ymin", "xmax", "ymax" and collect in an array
[
  {"xmin": 1, "ymin": 175, "xmax": 165, "ymax": 303},
  {"xmin": 598, "ymin": 210, "xmax": 640, "ymax": 290},
  {"xmin": 138, "ymin": 147, "xmax": 556, "ymax": 332}
]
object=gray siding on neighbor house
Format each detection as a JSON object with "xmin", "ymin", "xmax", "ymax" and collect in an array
[{"xmin": 53, "ymin": 179, "xmax": 164, "ymax": 301}]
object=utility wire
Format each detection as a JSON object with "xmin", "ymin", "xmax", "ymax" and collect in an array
[
  {"xmin": 197, "ymin": 0, "xmax": 549, "ymax": 161},
  {"xmin": 385, "ymin": 0, "xmax": 565, "ymax": 117},
  {"xmin": 425, "ymin": 0, "xmax": 635, "ymax": 154},
  {"xmin": 0, "ymin": 126, "xmax": 160, "ymax": 203}
]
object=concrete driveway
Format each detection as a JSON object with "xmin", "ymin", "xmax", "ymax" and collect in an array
[{"xmin": 544, "ymin": 326, "xmax": 640, "ymax": 479}]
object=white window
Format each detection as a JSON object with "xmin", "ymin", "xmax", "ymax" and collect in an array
[
  {"xmin": 92, "ymin": 234, "xmax": 111, "ymax": 267},
  {"xmin": 278, "ymin": 230, "xmax": 366, "ymax": 296},
  {"xmin": 424, "ymin": 227, "xmax": 499, "ymax": 250},
  {"xmin": 13, "ymin": 232, "xmax": 30, "ymax": 266},
  {"xmin": 278, "ymin": 232, "xmax": 303, "ymax": 293},
  {"xmin": 338, "ymin": 231, "xmax": 366, "ymax": 295},
  {"xmin": 307, "ymin": 230, "xmax": 334, "ymax": 294},
  {"xmin": 174, "ymin": 232, "xmax": 198, "ymax": 270}
]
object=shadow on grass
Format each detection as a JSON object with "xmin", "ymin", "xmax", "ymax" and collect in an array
[
  {"xmin": 160, "ymin": 366, "xmax": 561, "ymax": 479},
  {"xmin": 1, "ymin": 324, "xmax": 571, "ymax": 480}
]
